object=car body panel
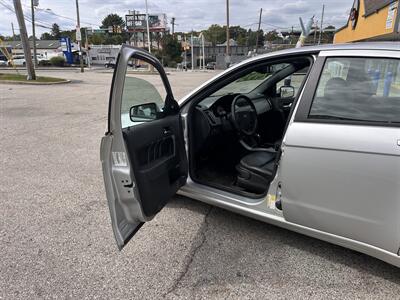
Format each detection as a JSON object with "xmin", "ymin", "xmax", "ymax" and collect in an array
[
  {"xmin": 178, "ymin": 180, "xmax": 400, "ymax": 268},
  {"xmin": 103, "ymin": 42, "xmax": 400, "ymax": 266},
  {"xmin": 281, "ymin": 122, "xmax": 400, "ymax": 254}
]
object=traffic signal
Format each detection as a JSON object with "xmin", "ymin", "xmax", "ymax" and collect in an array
[{"xmin": 108, "ymin": 25, "xmax": 123, "ymax": 34}]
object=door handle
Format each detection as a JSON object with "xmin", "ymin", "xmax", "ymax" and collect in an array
[{"xmin": 163, "ymin": 127, "xmax": 171, "ymax": 135}]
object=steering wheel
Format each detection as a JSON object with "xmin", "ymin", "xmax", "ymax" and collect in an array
[{"xmin": 231, "ymin": 94, "xmax": 258, "ymax": 136}]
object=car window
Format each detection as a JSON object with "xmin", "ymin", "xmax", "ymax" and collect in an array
[
  {"xmin": 276, "ymin": 66, "xmax": 309, "ymax": 98},
  {"xmin": 309, "ymin": 57, "xmax": 400, "ymax": 124},
  {"xmin": 120, "ymin": 67, "xmax": 166, "ymax": 128}
]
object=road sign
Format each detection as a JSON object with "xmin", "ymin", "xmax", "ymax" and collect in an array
[
  {"xmin": 126, "ymin": 13, "xmax": 167, "ymax": 32},
  {"xmin": 76, "ymin": 26, "xmax": 82, "ymax": 41},
  {"xmin": 93, "ymin": 29, "xmax": 107, "ymax": 34}
]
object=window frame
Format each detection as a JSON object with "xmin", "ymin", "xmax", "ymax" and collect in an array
[{"xmin": 295, "ymin": 54, "xmax": 400, "ymax": 128}]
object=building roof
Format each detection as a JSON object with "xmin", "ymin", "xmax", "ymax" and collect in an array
[
  {"xmin": 364, "ymin": 0, "xmax": 397, "ymax": 17},
  {"xmin": 2, "ymin": 40, "xmax": 61, "ymax": 49}
]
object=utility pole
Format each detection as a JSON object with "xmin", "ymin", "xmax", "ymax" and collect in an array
[
  {"xmin": 84, "ymin": 27, "xmax": 90, "ymax": 68},
  {"xmin": 318, "ymin": 4, "xmax": 325, "ymax": 45},
  {"xmin": 13, "ymin": 0, "xmax": 36, "ymax": 80},
  {"xmin": 11, "ymin": 22, "xmax": 16, "ymax": 41},
  {"xmin": 171, "ymin": 17, "xmax": 175, "ymax": 37},
  {"xmin": 75, "ymin": 0, "xmax": 84, "ymax": 73},
  {"xmin": 191, "ymin": 32, "xmax": 194, "ymax": 71},
  {"xmin": 255, "ymin": 8, "xmax": 262, "ymax": 53},
  {"xmin": 202, "ymin": 33, "xmax": 205, "ymax": 70},
  {"xmin": 30, "ymin": 0, "xmax": 37, "ymax": 67},
  {"xmin": 226, "ymin": 0, "xmax": 230, "ymax": 67},
  {"xmin": 184, "ymin": 35, "xmax": 187, "ymax": 71},
  {"xmin": 133, "ymin": 10, "xmax": 136, "ymax": 46},
  {"xmin": 145, "ymin": 0, "xmax": 151, "ymax": 54},
  {"xmin": 313, "ymin": 18, "xmax": 317, "ymax": 45}
]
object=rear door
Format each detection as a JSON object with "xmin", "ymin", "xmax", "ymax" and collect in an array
[
  {"xmin": 100, "ymin": 46, "xmax": 188, "ymax": 250},
  {"xmin": 281, "ymin": 50, "xmax": 400, "ymax": 254}
]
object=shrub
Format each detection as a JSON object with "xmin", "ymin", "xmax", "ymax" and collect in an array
[
  {"xmin": 50, "ymin": 56, "xmax": 65, "ymax": 67},
  {"xmin": 168, "ymin": 61, "xmax": 177, "ymax": 68}
]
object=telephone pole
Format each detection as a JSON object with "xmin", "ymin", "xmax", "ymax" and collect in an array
[
  {"xmin": 255, "ymin": 8, "xmax": 262, "ymax": 53},
  {"xmin": 226, "ymin": 0, "xmax": 230, "ymax": 67},
  {"xmin": 145, "ymin": 0, "xmax": 151, "ymax": 53},
  {"xmin": 75, "ymin": 0, "xmax": 84, "ymax": 72},
  {"xmin": 11, "ymin": 22, "xmax": 16, "ymax": 41},
  {"xmin": 171, "ymin": 17, "xmax": 175, "ymax": 36},
  {"xmin": 318, "ymin": 4, "xmax": 325, "ymax": 45},
  {"xmin": 31, "ymin": 0, "xmax": 38, "ymax": 67},
  {"xmin": 13, "ymin": 0, "xmax": 36, "ymax": 80}
]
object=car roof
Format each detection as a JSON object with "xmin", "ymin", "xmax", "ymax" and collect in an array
[{"xmin": 256, "ymin": 42, "xmax": 399, "ymax": 59}]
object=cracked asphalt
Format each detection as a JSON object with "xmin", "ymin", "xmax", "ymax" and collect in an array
[{"xmin": 1, "ymin": 69, "xmax": 400, "ymax": 299}]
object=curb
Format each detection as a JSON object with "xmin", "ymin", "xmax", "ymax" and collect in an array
[{"xmin": 0, "ymin": 79, "xmax": 71, "ymax": 85}]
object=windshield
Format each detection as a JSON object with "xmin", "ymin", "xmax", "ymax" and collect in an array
[{"xmin": 210, "ymin": 63, "xmax": 290, "ymax": 97}]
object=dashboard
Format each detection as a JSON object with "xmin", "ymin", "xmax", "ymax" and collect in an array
[
  {"xmin": 198, "ymin": 93, "xmax": 272, "ymax": 116},
  {"xmin": 192, "ymin": 93, "xmax": 272, "ymax": 151}
]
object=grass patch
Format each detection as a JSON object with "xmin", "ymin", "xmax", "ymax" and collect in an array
[{"xmin": 0, "ymin": 73, "xmax": 66, "ymax": 83}]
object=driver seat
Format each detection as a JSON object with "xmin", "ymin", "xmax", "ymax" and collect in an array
[{"xmin": 236, "ymin": 151, "xmax": 277, "ymax": 194}]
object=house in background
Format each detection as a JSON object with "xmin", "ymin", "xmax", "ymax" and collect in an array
[
  {"xmin": 334, "ymin": 0, "xmax": 400, "ymax": 43},
  {"xmin": 4, "ymin": 40, "xmax": 63, "ymax": 58}
]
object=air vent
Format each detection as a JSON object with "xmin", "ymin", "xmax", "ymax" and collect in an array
[{"xmin": 204, "ymin": 111, "xmax": 217, "ymax": 125}]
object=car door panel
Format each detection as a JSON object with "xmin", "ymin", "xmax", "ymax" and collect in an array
[
  {"xmin": 101, "ymin": 46, "xmax": 187, "ymax": 250},
  {"xmin": 281, "ymin": 52, "xmax": 400, "ymax": 254},
  {"xmin": 122, "ymin": 115, "xmax": 188, "ymax": 217},
  {"xmin": 281, "ymin": 122, "xmax": 400, "ymax": 254}
]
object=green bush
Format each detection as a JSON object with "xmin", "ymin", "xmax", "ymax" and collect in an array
[
  {"xmin": 168, "ymin": 61, "xmax": 177, "ymax": 68},
  {"xmin": 50, "ymin": 56, "xmax": 65, "ymax": 67}
]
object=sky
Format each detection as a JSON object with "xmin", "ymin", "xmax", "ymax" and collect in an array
[{"xmin": 0, "ymin": 0, "xmax": 354, "ymax": 37}]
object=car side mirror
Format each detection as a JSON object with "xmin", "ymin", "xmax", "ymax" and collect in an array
[
  {"xmin": 280, "ymin": 86, "xmax": 295, "ymax": 99},
  {"xmin": 130, "ymin": 102, "xmax": 160, "ymax": 122}
]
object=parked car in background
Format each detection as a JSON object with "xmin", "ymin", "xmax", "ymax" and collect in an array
[
  {"xmin": 8, "ymin": 54, "xmax": 49, "ymax": 66},
  {"xmin": 206, "ymin": 62, "xmax": 216, "ymax": 70},
  {"xmin": 101, "ymin": 43, "xmax": 400, "ymax": 268},
  {"xmin": 0, "ymin": 59, "xmax": 7, "ymax": 66},
  {"xmin": 104, "ymin": 59, "xmax": 116, "ymax": 69}
]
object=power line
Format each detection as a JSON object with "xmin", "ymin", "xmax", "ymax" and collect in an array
[
  {"xmin": 0, "ymin": 0, "xmax": 52, "ymax": 29},
  {"xmin": 1, "ymin": 0, "xmax": 99, "ymax": 30},
  {"xmin": 37, "ymin": 7, "xmax": 100, "ymax": 27}
]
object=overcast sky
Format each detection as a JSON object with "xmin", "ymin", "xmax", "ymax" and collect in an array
[{"xmin": 0, "ymin": 0, "xmax": 353, "ymax": 36}]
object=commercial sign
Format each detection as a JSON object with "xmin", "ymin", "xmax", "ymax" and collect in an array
[
  {"xmin": 125, "ymin": 13, "xmax": 167, "ymax": 32},
  {"xmin": 76, "ymin": 26, "xmax": 82, "ymax": 41},
  {"xmin": 60, "ymin": 37, "xmax": 73, "ymax": 64},
  {"xmin": 386, "ymin": 1, "xmax": 398, "ymax": 29}
]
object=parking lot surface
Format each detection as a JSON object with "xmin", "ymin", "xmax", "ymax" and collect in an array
[{"xmin": 1, "ymin": 69, "xmax": 400, "ymax": 299}]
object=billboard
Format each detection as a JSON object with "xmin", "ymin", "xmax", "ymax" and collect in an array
[{"xmin": 126, "ymin": 14, "xmax": 167, "ymax": 32}]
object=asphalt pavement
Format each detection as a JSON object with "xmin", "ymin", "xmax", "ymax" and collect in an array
[{"xmin": 1, "ymin": 68, "xmax": 400, "ymax": 299}]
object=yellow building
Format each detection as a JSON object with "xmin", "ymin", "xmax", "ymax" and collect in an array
[{"xmin": 334, "ymin": 0, "xmax": 400, "ymax": 43}]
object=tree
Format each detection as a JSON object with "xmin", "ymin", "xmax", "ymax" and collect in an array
[
  {"xmin": 89, "ymin": 33, "xmax": 105, "ymax": 44},
  {"xmin": 153, "ymin": 34, "xmax": 182, "ymax": 67},
  {"xmin": 59, "ymin": 30, "xmax": 75, "ymax": 41},
  {"xmin": 40, "ymin": 32, "xmax": 53, "ymax": 40},
  {"xmin": 51, "ymin": 23, "xmax": 61, "ymax": 39},
  {"xmin": 101, "ymin": 14, "xmax": 125, "ymax": 29},
  {"xmin": 229, "ymin": 26, "xmax": 247, "ymax": 45},
  {"xmin": 265, "ymin": 30, "xmax": 279, "ymax": 42},
  {"xmin": 203, "ymin": 24, "xmax": 226, "ymax": 46}
]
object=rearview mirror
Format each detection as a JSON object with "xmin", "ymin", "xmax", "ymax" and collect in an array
[
  {"xmin": 130, "ymin": 102, "xmax": 160, "ymax": 122},
  {"xmin": 280, "ymin": 86, "xmax": 295, "ymax": 99}
]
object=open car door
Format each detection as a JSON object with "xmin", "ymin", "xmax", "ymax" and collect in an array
[{"xmin": 100, "ymin": 46, "xmax": 188, "ymax": 250}]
